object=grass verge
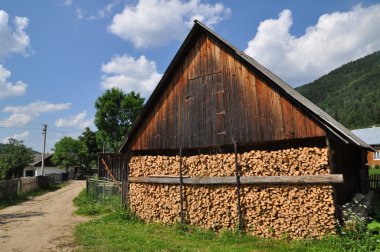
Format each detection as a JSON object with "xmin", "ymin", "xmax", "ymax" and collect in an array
[
  {"xmin": 0, "ymin": 182, "xmax": 68, "ymax": 210},
  {"xmin": 73, "ymin": 189, "xmax": 121, "ymax": 216},
  {"xmin": 74, "ymin": 190, "xmax": 380, "ymax": 252}
]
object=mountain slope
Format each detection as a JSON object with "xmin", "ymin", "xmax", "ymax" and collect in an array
[
  {"xmin": 296, "ymin": 51, "xmax": 380, "ymax": 130},
  {"xmin": 0, "ymin": 143, "xmax": 40, "ymax": 154}
]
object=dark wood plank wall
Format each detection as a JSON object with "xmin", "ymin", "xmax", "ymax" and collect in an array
[
  {"xmin": 99, "ymin": 153, "xmax": 126, "ymax": 181},
  {"xmin": 129, "ymin": 33, "xmax": 325, "ymax": 151},
  {"xmin": 328, "ymin": 136, "xmax": 362, "ymax": 205}
]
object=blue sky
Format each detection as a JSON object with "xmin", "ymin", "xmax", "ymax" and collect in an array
[{"xmin": 0, "ymin": 0, "xmax": 379, "ymax": 152}]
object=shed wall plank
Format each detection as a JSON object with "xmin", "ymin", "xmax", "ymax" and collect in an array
[{"xmin": 129, "ymin": 34, "xmax": 325, "ymax": 150}]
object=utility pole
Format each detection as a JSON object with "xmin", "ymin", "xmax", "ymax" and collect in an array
[{"xmin": 41, "ymin": 124, "xmax": 47, "ymax": 176}]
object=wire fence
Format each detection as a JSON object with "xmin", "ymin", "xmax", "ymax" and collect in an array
[{"xmin": 86, "ymin": 176, "xmax": 122, "ymax": 202}]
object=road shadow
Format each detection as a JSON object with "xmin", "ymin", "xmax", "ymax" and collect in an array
[{"xmin": 0, "ymin": 211, "xmax": 46, "ymax": 225}]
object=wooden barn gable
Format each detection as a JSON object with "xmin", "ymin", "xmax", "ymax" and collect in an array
[{"xmin": 120, "ymin": 21, "xmax": 370, "ymax": 152}]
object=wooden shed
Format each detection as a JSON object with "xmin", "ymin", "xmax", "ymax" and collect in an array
[{"xmin": 100, "ymin": 21, "xmax": 372, "ymax": 239}]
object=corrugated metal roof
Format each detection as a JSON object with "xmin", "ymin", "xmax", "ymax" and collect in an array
[
  {"xmin": 119, "ymin": 20, "xmax": 372, "ymax": 152},
  {"xmin": 352, "ymin": 127, "xmax": 380, "ymax": 145}
]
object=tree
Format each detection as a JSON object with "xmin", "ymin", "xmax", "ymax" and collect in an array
[
  {"xmin": 78, "ymin": 127, "xmax": 100, "ymax": 168},
  {"xmin": 94, "ymin": 88, "xmax": 144, "ymax": 151},
  {"xmin": 52, "ymin": 137, "xmax": 89, "ymax": 174},
  {"xmin": 0, "ymin": 139, "xmax": 33, "ymax": 179}
]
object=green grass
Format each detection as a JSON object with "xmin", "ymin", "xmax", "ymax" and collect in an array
[
  {"xmin": 369, "ymin": 168, "xmax": 380, "ymax": 175},
  {"xmin": 0, "ymin": 182, "xmax": 68, "ymax": 209},
  {"xmin": 75, "ymin": 212, "xmax": 380, "ymax": 252},
  {"xmin": 74, "ymin": 190, "xmax": 380, "ymax": 252},
  {"xmin": 73, "ymin": 189, "xmax": 121, "ymax": 216}
]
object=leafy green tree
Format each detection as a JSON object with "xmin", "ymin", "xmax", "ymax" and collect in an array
[
  {"xmin": 0, "ymin": 139, "xmax": 33, "ymax": 179},
  {"xmin": 297, "ymin": 51, "xmax": 380, "ymax": 129},
  {"xmin": 94, "ymin": 88, "xmax": 145, "ymax": 151},
  {"xmin": 78, "ymin": 127, "xmax": 100, "ymax": 168},
  {"xmin": 52, "ymin": 136, "xmax": 89, "ymax": 174}
]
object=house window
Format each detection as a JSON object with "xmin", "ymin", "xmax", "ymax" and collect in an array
[
  {"xmin": 374, "ymin": 150, "xmax": 380, "ymax": 160},
  {"xmin": 25, "ymin": 170, "xmax": 34, "ymax": 177}
]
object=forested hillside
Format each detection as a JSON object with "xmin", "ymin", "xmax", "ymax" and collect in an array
[{"xmin": 296, "ymin": 51, "xmax": 380, "ymax": 130}]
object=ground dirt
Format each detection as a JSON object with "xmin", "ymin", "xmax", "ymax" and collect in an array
[{"xmin": 0, "ymin": 180, "xmax": 86, "ymax": 252}]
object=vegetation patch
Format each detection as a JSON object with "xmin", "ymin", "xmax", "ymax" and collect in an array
[
  {"xmin": 296, "ymin": 51, "xmax": 380, "ymax": 129},
  {"xmin": 0, "ymin": 182, "xmax": 67, "ymax": 210},
  {"xmin": 370, "ymin": 166, "xmax": 380, "ymax": 175},
  {"xmin": 74, "ymin": 189, "xmax": 380, "ymax": 252},
  {"xmin": 73, "ymin": 188, "xmax": 121, "ymax": 216}
]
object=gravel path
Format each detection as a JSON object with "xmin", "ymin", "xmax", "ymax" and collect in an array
[{"xmin": 0, "ymin": 180, "xmax": 86, "ymax": 252}]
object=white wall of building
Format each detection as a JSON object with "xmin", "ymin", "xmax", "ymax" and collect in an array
[
  {"xmin": 35, "ymin": 166, "xmax": 68, "ymax": 176},
  {"xmin": 23, "ymin": 166, "xmax": 73, "ymax": 177}
]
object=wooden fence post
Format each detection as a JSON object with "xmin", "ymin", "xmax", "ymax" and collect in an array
[
  {"xmin": 86, "ymin": 175, "xmax": 89, "ymax": 196},
  {"xmin": 17, "ymin": 178, "xmax": 21, "ymax": 196}
]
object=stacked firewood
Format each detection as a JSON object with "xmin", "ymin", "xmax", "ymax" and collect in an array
[
  {"xmin": 128, "ymin": 147, "xmax": 336, "ymax": 239},
  {"xmin": 241, "ymin": 185, "xmax": 335, "ymax": 238},
  {"xmin": 129, "ymin": 184, "xmax": 181, "ymax": 223},
  {"xmin": 129, "ymin": 147, "xmax": 329, "ymax": 177}
]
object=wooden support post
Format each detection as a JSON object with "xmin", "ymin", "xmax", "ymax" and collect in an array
[
  {"xmin": 125, "ymin": 153, "xmax": 131, "ymax": 207},
  {"xmin": 326, "ymin": 135, "xmax": 340, "ymax": 221},
  {"xmin": 101, "ymin": 158, "xmax": 122, "ymax": 192},
  {"xmin": 234, "ymin": 141, "xmax": 243, "ymax": 231},
  {"xmin": 179, "ymin": 147, "xmax": 185, "ymax": 225},
  {"xmin": 121, "ymin": 160, "xmax": 125, "ymax": 206},
  {"xmin": 359, "ymin": 149, "xmax": 369, "ymax": 194}
]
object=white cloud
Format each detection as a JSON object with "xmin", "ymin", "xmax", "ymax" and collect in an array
[
  {"xmin": 0, "ymin": 65, "xmax": 27, "ymax": 99},
  {"xmin": 55, "ymin": 111, "xmax": 93, "ymax": 129},
  {"xmin": 244, "ymin": 4, "xmax": 380, "ymax": 86},
  {"xmin": 76, "ymin": 1, "xmax": 119, "ymax": 20},
  {"xmin": 63, "ymin": 0, "xmax": 73, "ymax": 6},
  {"xmin": 108, "ymin": 0, "xmax": 230, "ymax": 48},
  {"xmin": 0, "ymin": 10, "xmax": 30, "ymax": 59},
  {"xmin": 2, "ymin": 131, "xmax": 29, "ymax": 143},
  {"xmin": 101, "ymin": 54, "xmax": 162, "ymax": 97},
  {"xmin": 0, "ymin": 10, "xmax": 30, "ymax": 98},
  {"xmin": 0, "ymin": 101, "xmax": 71, "ymax": 127}
]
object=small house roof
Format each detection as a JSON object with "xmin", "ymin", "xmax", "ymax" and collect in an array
[
  {"xmin": 119, "ymin": 20, "xmax": 372, "ymax": 152},
  {"xmin": 31, "ymin": 153, "xmax": 54, "ymax": 166},
  {"xmin": 352, "ymin": 127, "xmax": 380, "ymax": 146}
]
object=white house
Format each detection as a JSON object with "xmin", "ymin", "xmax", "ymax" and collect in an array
[{"xmin": 24, "ymin": 153, "xmax": 76, "ymax": 177}]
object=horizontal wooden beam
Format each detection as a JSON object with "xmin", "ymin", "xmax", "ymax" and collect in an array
[{"xmin": 128, "ymin": 174, "xmax": 343, "ymax": 185}]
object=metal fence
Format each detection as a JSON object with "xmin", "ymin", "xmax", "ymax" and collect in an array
[{"xmin": 87, "ymin": 177, "xmax": 121, "ymax": 202}]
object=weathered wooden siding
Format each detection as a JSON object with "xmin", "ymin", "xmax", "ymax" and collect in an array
[
  {"xmin": 130, "ymin": 34, "xmax": 325, "ymax": 151},
  {"xmin": 98, "ymin": 153, "xmax": 126, "ymax": 181}
]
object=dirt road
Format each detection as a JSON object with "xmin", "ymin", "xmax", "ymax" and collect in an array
[{"xmin": 0, "ymin": 180, "xmax": 86, "ymax": 252}]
